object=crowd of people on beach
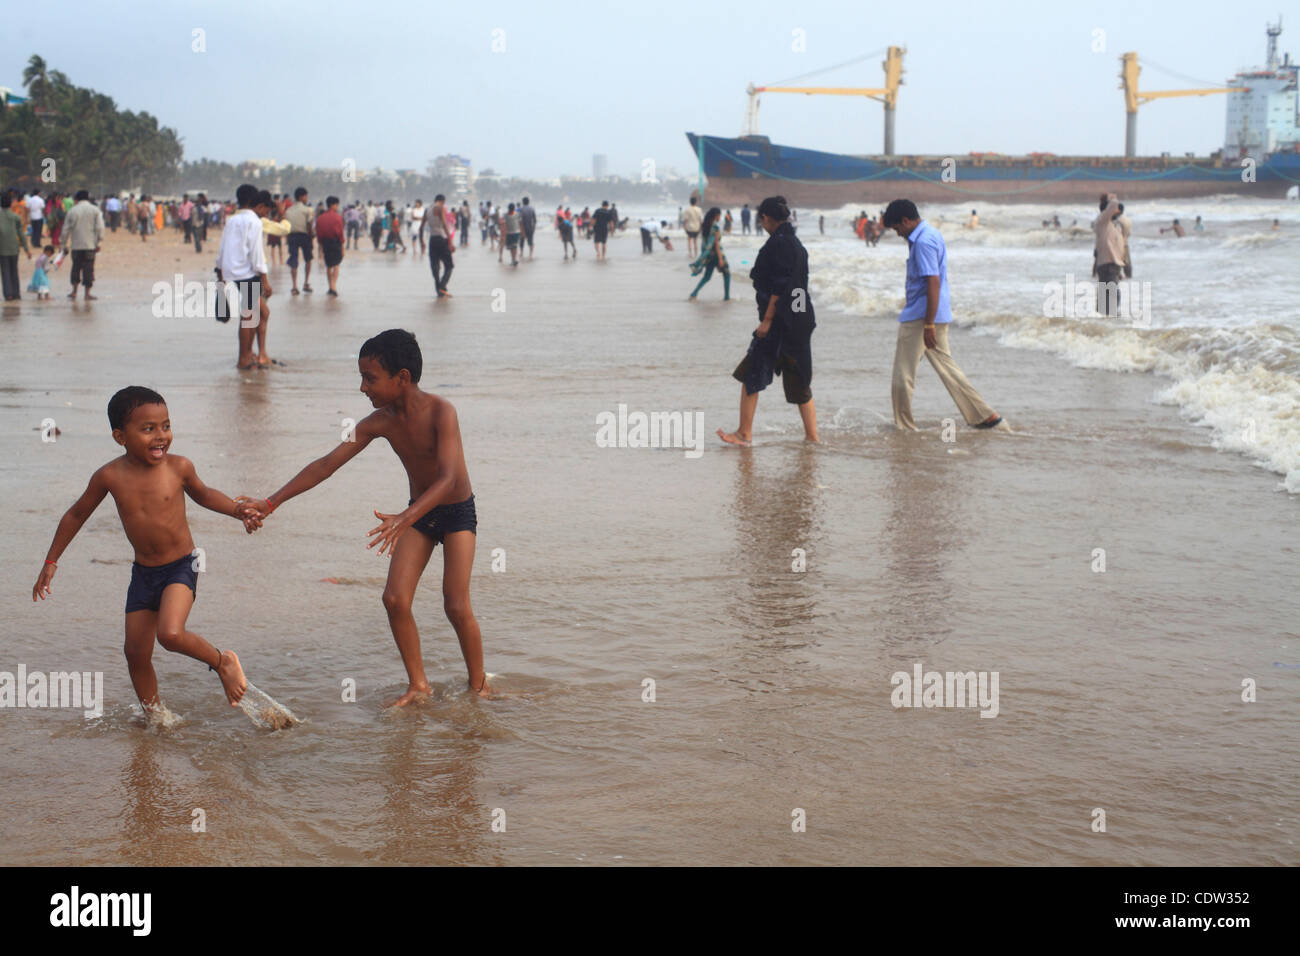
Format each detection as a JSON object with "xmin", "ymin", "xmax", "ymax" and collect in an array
[
  {"xmin": 14, "ymin": 159, "xmax": 1290, "ymax": 739},
  {"xmin": 2, "ymin": 187, "xmax": 106, "ymax": 301}
]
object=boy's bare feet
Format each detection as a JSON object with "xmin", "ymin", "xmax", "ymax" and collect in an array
[
  {"xmin": 390, "ymin": 681, "xmax": 432, "ymax": 707},
  {"xmin": 717, "ymin": 428, "xmax": 752, "ymax": 446},
  {"xmin": 469, "ymin": 674, "xmax": 494, "ymax": 697},
  {"xmin": 217, "ymin": 650, "xmax": 248, "ymax": 706}
]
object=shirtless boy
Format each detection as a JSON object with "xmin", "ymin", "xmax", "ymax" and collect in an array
[
  {"xmin": 242, "ymin": 329, "xmax": 489, "ymax": 704},
  {"xmin": 32, "ymin": 387, "xmax": 257, "ymax": 717}
]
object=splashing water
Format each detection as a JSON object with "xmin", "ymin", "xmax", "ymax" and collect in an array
[{"xmin": 238, "ymin": 681, "xmax": 300, "ymax": 730}]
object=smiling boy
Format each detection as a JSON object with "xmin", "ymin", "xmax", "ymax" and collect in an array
[
  {"xmin": 242, "ymin": 329, "xmax": 489, "ymax": 703},
  {"xmin": 33, "ymin": 387, "xmax": 258, "ymax": 717}
]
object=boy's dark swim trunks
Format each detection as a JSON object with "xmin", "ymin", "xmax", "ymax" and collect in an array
[
  {"xmin": 408, "ymin": 494, "xmax": 477, "ymax": 545},
  {"xmin": 125, "ymin": 553, "xmax": 198, "ymax": 613}
]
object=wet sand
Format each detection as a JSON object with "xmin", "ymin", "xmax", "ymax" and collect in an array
[{"xmin": 2, "ymin": 225, "xmax": 1296, "ymax": 865}]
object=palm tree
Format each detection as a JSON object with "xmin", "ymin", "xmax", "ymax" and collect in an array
[{"xmin": 22, "ymin": 55, "xmax": 50, "ymax": 108}]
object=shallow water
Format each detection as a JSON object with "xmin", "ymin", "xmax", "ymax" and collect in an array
[{"xmin": 2, "ymin": 221, "xmax": 1296, "ymax": 865}]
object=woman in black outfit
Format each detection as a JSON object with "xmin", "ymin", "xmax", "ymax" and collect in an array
[{"xmin": 717, "ymin": 195, "xmax": 818, "ymax": 445}]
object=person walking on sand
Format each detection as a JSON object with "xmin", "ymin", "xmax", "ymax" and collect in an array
[
  {"xmin": 519, "ymin": 196, "xmax": 537, "ymax": 260},
  {"xmin": 285, "ymin": 187, "xmax": 315, "ymax": 294},
  {"xmin": 425, "ymin": 193, "xmax": 455, "ymax": 296},
  {"xmin": 557, "ymin": 206, "xmax": 577, "ymax": 259},
  {"xmin": 881, "ymin": 199, "xmax": 1003, "ymax": 432},
  {"xmin": 385, "ymin": 201, "xmax": 406, "ymax": 253},
  {"xmin": 193, "ymin": 193, "xmax": 209, "ymax": 253},
  {"xmin": 740, "ymin": 203, "xmax": 751, "ymax": 235},
  {"xmin": 178, "ymin": 194, "xmax": 194, "ymax": 245},
  {"xmin": 369, "ymin": 201, "xmax": 384, "ymax": 250},
  {"xmin": 502, "ymin": 202, "xmax": 522, "ymax": 266},
  {"xmin": 26, "ymin": 189, "xmax": 45, "ymax": 246},
  {"xmin": 592, "ymin": 200, "xmax": 614, "ymax": 260},
  {"xmin": 62, "ymin": 190, "xmax": 104, "ymax": 302},
  {"xmin": 343, "ymin": 202, "xmax": 360, "ymax": 250},
  {"xmin": 315, "ymin": 196, "xmax": 345, "ymax": 297},
  {"xmin": 682, "ymin": 195, "xmax": 704, "ymax": 256},
  {"xmin": 688, "ymin": 207, "xmax": 730, "ymax": 301},
  {"xmin": 718, "ymin": 196, "xmax": 818, "ymax": 447},
  {"xmin": 409, "ymin": 199, "xmax": 426, "ymax": 256},
  {"xmin": 0, "ymin": 192, "xmax": 32, "ymax": 300},
  {"xmin": 105, "ymin": 194, "xmax": 121, "ymax": 232}
]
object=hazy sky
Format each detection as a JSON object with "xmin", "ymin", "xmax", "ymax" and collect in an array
[{"xmin": 4, "ymin": 0, "xmax": 1289, "ymax": 179}]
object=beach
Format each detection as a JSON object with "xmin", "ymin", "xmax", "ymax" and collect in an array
[{"xmin": 2, "ymin": 212, "xmax": 1297, "ymax": 865}]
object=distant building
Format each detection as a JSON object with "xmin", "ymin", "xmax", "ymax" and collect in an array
[
  {"xmin": 593, "ymin": 154, "xmax": 608, "ymax": 180},
  {"xmin": 431, "ymin": 154, "xmax": 473, "ymax": 195}
]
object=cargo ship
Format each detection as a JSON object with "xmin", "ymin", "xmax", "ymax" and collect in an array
[{"xmin": 687, "ymin": 22, "xmax": 1300, "ymax": 206}]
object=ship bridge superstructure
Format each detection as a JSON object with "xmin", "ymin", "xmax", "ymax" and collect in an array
[{"xmin": 1225, "ymin": 18, "xmax": 1299, "ymax": 156}]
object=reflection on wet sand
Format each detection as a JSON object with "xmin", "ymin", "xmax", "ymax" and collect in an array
[
  {"xmin": 375, "ymin": 703, "xmax": 498, "ymax": 864},
  {"xmin": 726, "ymin": 443, "xmax": 823, "ymax": 672}
]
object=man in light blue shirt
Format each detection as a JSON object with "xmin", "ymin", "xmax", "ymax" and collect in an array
[
  {"xmin": 104, "ymin": 195, "xmax": 122, "ymax": 232},
  {"xmin": 882, "ymin": 199, "xmax": 1003, "ymax": 432}
]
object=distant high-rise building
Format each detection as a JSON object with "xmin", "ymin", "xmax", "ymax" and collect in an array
[
  {"xmin": 593, "ymin": 154, "xmax": 608, "ymax": 180},
  {"xmin": 431, "ymin": 154, "xmax": 474, "ymax": 195}
]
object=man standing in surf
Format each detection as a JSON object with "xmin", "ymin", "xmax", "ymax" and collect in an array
[{"xmin": 240, "ymin": 330, "xmax": 490, "ymax": 703}]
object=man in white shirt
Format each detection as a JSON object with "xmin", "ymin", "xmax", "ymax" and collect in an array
[
  {"xmin": 27, "ymin": 191, "xmax": 46, "ymax": 245},
  {"xmin": 409, "ymin": 200, "xmax": 427, "ymax": 255},
  {"xmin": 640, "ymin": 218, "xmax": 661, "ymax": 253},
  {"xmin": 104, "ymin": 195, "xmax": 122, "ymax": 232},
  {"xmin": 215, "ymin": 184, "xmax": 273, "ymax": 370}
]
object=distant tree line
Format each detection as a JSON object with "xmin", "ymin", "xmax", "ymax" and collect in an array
[{"xmin": 0, "ymin": 55, "xmax": 183, "ymax": 194}]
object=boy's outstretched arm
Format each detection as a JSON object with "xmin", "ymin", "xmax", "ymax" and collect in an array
[
  {"xmin": 246, "ymin": 416, "xmax": 378, "ymax": 518},
  {"xmin": 177, "ymin": 456, "xmax": 262, "ymax": 533},
  {"xmin": 367, "ymin": 403, "xmax": 462, "ymax": 555},
  {"xmin": 34, "ymin": 468, "xmax": 110, "ymax": 601}
]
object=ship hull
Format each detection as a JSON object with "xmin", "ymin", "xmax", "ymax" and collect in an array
[{"xmin": 686, "ymin": 133, "xmax": 1300, "ymax": 206}]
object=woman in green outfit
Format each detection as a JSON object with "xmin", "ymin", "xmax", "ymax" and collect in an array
[{"xmin": 688, "ymin": 207, "xmax": 729, "ymax": 301}]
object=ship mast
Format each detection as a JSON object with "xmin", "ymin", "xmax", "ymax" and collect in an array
[
  {"xmin": 1120, "ymin": 52, "xmax": 1239, "ymax": 156},
  {"xmin": 743, "ymin": 46, "xmax": 904, "ymax": 155}
]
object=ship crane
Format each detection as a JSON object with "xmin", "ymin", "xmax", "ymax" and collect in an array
[
  {"xmin": 1120, "ymin": 51, "xmax": 1242, "ymax": 156},
  {"xmin": 744, "ymin": 46, "xmax": 905, "ymax": 155}
]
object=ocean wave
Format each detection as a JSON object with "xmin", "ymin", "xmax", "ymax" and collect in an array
[
  {"xmin": 936, "ymin": 226, "xmax": 1093, "ymax": 247},
  {"xmin": 1219, "ymin": 232, "xmax": 1285, "ymax": 248},
  {"xmin": 960, "ymin": 311, "xmax": 1300, "ymax": 492}
]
